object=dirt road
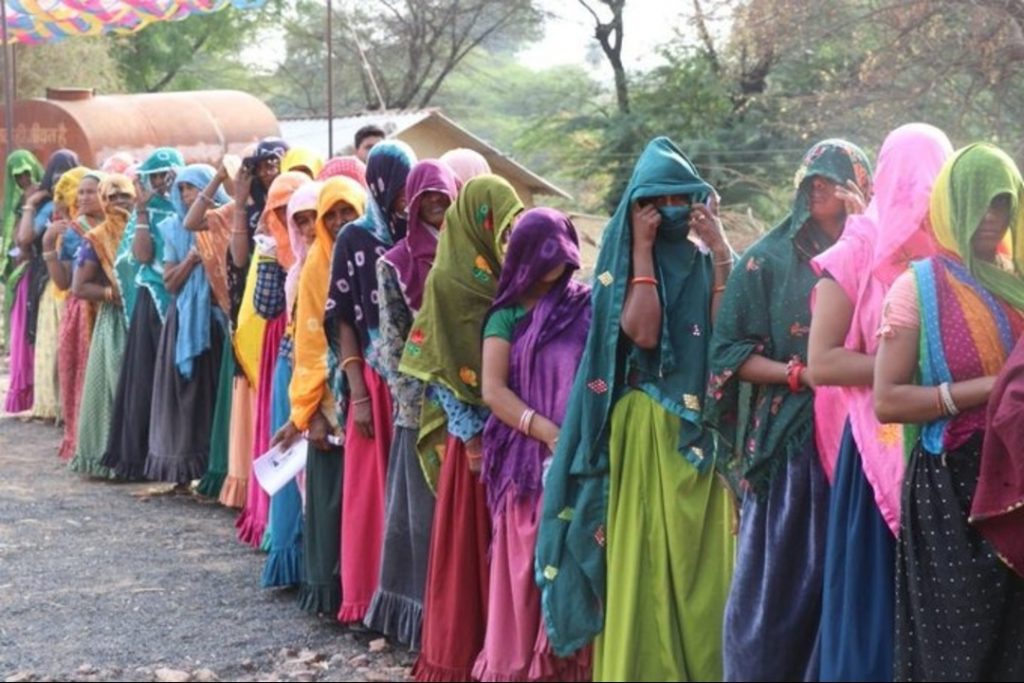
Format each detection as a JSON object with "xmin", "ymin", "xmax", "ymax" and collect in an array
[{"xmin": 0, "ymin": 370, "xmax": 411, "ymax": 683}]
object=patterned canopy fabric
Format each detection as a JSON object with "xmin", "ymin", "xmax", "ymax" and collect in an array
[{"xmin": 2, "ymin": 1, "xmax": 266, "ymax": 45}]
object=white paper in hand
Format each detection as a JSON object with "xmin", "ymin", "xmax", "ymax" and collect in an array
[{"xmin": 253, "ymin": 439, "xmax": 309, "ymax": 496}]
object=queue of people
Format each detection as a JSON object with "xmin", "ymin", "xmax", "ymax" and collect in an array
[{"xmin": 3, "ymin": 121, "xmax": 1024, "ymax": 682}]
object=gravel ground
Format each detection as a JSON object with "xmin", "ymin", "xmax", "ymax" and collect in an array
[{"xmin": 0, "ymin": 368, "xmax": 413, "ymax": 683}]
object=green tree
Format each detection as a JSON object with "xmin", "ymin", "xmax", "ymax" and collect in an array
[
  {"xmin": 13, "ymin": 38, "xmax": 123, "ymax": 98},
  {"xmin": 269, "ymin": 0, "xmax": 543, "ymax": 115},
  {"xmin": 108, "ymin": 3, "xmax": 282, "ymax": 93},
  {"xmin": 431, "ymin": 50, "xmax": 605, "ymax": 208}
]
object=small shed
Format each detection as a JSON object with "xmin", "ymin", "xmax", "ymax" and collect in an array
[
  {"xmin": 279, "ymin": 109, "xmax": 570, "ymax": 207},
  {"xmin": 0, "ymin": 88, "xmax": 279, "ymax": 171}
]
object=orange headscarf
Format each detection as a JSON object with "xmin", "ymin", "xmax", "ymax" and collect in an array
[
  {"xmin": 84, "ymin": 174, "xmax": 135, "ymax": 299},
  {"xmin": 288, "ymin": 176, "xmax": 367, "ymax": 430},
  {"xmin": 260, "ymin": 171, "xmax": 309, "ymax": 271}
]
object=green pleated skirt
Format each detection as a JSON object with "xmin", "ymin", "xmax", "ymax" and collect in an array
[
  {"xmin": 594, "ymin": 390, "xmax": 735, "ymax": 682},
  {"xmin": 68, "ymin": 302, "xmax": 125, "ymax": 479}
]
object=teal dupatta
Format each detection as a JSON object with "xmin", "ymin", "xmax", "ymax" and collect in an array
[
  {"xmin": 535, "ymin": 137, "xmax": 717, "ymax": 655},
  {"xmin": 703, "ymin": 139, "xmax": 873, "ymax": 496},
  {"xmin": 114, "ymin": 194, "xmax": 176, "ymax": 324}
]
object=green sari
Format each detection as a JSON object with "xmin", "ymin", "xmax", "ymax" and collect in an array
[
  {"xmin": 536, "ymin": 137, "xmax": 728, "ymax": 661},
  {"xmin": 398, "ymin": 174, "xmax": 523, "ymax": 489},
  {"xmin": 2, "ymin": 150, "xmax": 44, "ymax": 347}
]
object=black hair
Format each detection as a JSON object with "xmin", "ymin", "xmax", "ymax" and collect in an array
[{"xmin": 355, "ymin": 124, "xmax": 386, "ymax": 149}]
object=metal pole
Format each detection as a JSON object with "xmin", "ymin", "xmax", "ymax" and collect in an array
[
  {"xmin": 0, "ymin": 0, "xmax": 15, "ymax": 159},
  {"xmin": 326, "ymin": 0, "xmax": 334, "ymax": 157}
]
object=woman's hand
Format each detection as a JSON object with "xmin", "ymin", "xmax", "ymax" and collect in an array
[
  {"xmin": 25, "ymin": 187, "xmax": 49, "ymax": 210},
  {"xmin": 691, "ymin": 201, "xmax": 731, "ymax": 258},
  {"xmin": 271, "ymin": 420, "xmax": 302, "ymax": 450},
  {"xmin": 307, "ymin": 412, "xmax": 333, "ymax": 451},
  {"xmin": 631, "ymin": 202, "xmax": 661, "ymax": 250},
  {"xmin": 134, "ymin": 180, "xmax": 154, "ymax": 212},
  {"xmin": 42, "ymin": 218, "xmax": 70, "ymax": 251},
  {"xmin": 532, "ymin": 418, "xmax": 560, "ymax": 454},
  {"xmin": 465, "ymin": 435, "xmax": 483, "ymax": 474},
  {"xmin": 835, "ymin": 179, "xmax": 868, "ymax": 215},
  {"xmin": 351, "ymin": 396, "xmax": 374, "ymax": 439},
  {"xmin": 800, "ymin": 365, "xmax": 816, "ymax": 391},
  {"xmin": 235, "ymin": 164, "xmax": 254, "ymax": 205}
]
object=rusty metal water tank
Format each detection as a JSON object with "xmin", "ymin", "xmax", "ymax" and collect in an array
[{"xmin": 0, "ymin": 88, "xmax": 280, "ymax": 170}]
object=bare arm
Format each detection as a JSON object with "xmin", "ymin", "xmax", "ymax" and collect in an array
[
  {"xmin": 690, "ymin": 201, "xmax": 733, "ymax": 322},
  {"xmin": 161, "ymin": 251, "xmax": 201, "ymax": 295},
  {"xmin": 710, "ymin": 257, "xmax": 732, "ymax": 322},
  {"xmin": 481, "ymin": 335, "xmax": 559, "ymax": 450},
  {"xmin": 41, "ymin": 220, "xmax": 72, "ymax": 290},
  {"xmin": 184, "ymin": 163, "xmax": 229, "ymax": 233},
  {"xmin": 807, "ymin": 278, "xmax": 874, "ymax": 387},
  {"xmin": 228, "ymin": 166, "xmax": 254, "ymax": 268},
  {"xmin": 737, "ymin": 353, "xmax": 814, "ymax": 390},
  {"xmin": 15, "ymin": 202, "xmax": 38, "ymax": 252},
  {"xmin": 72, "ymin": 259, "xmax": 115, "ymax": 304},
  {"xmin": 44, "ymin": 255, "xmax": 72, "ymax": 291},
  {"xmin": 132, "ymin": 215, "xmax": 155, "ymax": 264},
  {"xmin": 16, "ymin": 189, "xmax": 51, "ymax": 253},
  {"xmin": 621, "ymin": 203, "xmax": 661, "ymax": 349},
  {"xmin": 737, "ymin": 354, "xmax": 789, "ymax": 386},
  {"xmin": 338, "ymin": 318, "xmax": 373, "ymax": 438},
  {"xmin": 874, "ymin": 324, "xmax": 995, "ymax": 424},
  {"xmin": 132, "ymin": 183, "xmax": 155, "ymax": 263}
]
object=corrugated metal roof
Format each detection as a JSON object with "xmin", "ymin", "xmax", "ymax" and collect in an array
[{"xmin": 279, "ymin": 108, "xmax": 570, "ymax": 199}]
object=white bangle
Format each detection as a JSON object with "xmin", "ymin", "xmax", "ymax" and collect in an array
[{"xmin": 939, "ymin": 381, "xmax": 959, "ymax": 417}]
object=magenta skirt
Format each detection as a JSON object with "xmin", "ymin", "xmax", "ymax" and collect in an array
[
  {"xmin": 5, "ymin": 275, "xmax": 35, "ymax": 413},
  {"xmin": 236, "ymin": 313, "xmax": 287, "ymax": 548}
]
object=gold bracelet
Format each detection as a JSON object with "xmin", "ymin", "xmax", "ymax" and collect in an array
[
  {"xmin": 42, "ymin": 250, "xmax": 57, "ymax": 262},
  {"xmin": 341, "ymin": 356, "xmax": 364, "ymax": 371}
]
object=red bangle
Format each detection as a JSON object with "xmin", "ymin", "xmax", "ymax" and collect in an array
[
  {"xmin": 787, "ymin": 359, "xmax": 804, "ymax": 393},
  {"xmin": 631, "ymin": 276, "xmax": 658, "ymax": 286}
]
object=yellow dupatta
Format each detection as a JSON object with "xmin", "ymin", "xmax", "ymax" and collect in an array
[{"xmin": 288, "ymin": 176, "xmax": 367, "ymax": 430}]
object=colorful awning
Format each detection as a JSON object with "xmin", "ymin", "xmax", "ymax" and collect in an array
[{"xmin": 2, "ymin": 1, "xmax": 267, "ymax": 45}]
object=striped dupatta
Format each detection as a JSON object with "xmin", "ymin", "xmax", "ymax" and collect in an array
[{"xmin": 913, "ymin": 255, "xmax": 1024, "ymax": 455}]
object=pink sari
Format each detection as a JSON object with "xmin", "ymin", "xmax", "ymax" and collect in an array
[
  {"xmin": 4, "ymin": 275, "xmax": 35, "ymax": 412},
  {"xmin": 236, "ymin": 314, "xmax": 286, "ymax": 546},
  {"xmin": 811, "ymin": 122, "xmax": 953, "ymax": 534},
  {"xmin": 472, "ymin": 494, "xmax": 591, "ymax": 682}
]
